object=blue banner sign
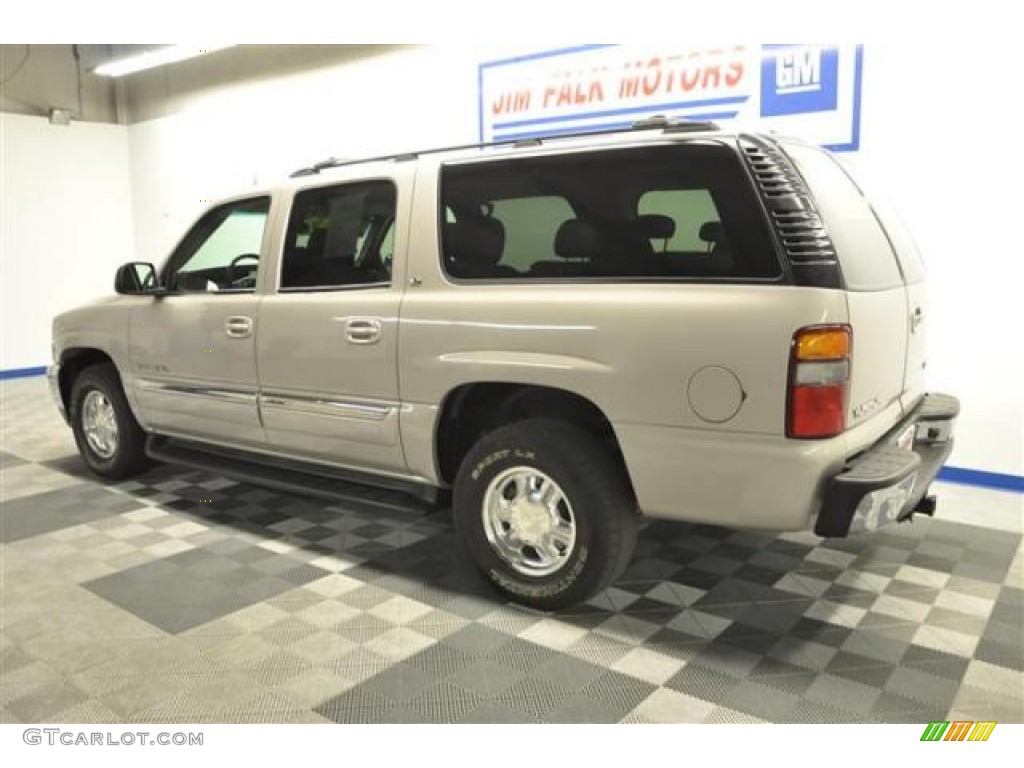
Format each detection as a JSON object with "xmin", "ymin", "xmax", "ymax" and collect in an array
[{"xmin": 479, "ymin": 44, "xmax": 863, "ymax": 151}]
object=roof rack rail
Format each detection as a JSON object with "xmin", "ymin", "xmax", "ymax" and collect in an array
[
  {"xmin": 630, "ymin": 115, "xmax": 718, "ymax": 132},
  {"xmin": 288, "ymin": 117, "xmax": 719, "ymax": 178}
]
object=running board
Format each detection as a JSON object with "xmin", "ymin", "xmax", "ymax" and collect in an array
[{"xmin": 145, "ymin": 435, "xmax": 439, "ymax": 513}]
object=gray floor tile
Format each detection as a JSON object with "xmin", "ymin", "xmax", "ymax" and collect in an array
[
  {"xmin": 2, "ymin": 375, "xmax": 1020, "ymax": 724},
  {"xmin": 447, "ymin": 658, "xmax": 524, "ymax": 696},
  {"xmin": 83, "ymin": 546, "xmax": 328, "ymax": 633},
  {"xmin": 1, "ymin": 484, "xmax": 139, "ymax": 543}
]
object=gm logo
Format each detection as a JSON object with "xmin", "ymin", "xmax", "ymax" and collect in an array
[{"xmin": 761, "ymin": 45, "xmax": 839, "ymax": 116}]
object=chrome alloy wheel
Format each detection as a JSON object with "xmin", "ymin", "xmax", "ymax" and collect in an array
[
  {"xmin": 82, "ymin": 389, "xmax": 119, "ymax": 459},
  {"xmin": 481, "ymin": 467, "xmax": 577, "ymax": 577}
]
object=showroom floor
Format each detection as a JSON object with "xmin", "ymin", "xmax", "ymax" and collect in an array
[{"xmin": 1, "ymin": 376, "xmax": 1021, "ymax": 724}]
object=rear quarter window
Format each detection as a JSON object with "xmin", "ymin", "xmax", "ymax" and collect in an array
[{"xmin": 439, "ymin": 143, "xmax": 780, "ymax": 282}]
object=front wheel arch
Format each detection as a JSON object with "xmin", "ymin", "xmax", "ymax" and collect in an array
[
  {"xmin": 68, "ymin": 361, "xmax": 151, "ymax": 480},
  {"xmin": 58, "ymin": 348, "xmax": 116, "ymax": 416}
]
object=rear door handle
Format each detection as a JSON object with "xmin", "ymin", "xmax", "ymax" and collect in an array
[
  {"xmin": 345, "ymin": 318, "xmax": 383, "ymax": 345},
  {"xmin": 225, "ymin": 316, "xmax": 254, "ymax": 339}
]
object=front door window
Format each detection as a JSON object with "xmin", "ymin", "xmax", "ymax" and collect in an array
[{"xmin": 164, "ymin": 197, "xmax": 271, "ymax": 292}]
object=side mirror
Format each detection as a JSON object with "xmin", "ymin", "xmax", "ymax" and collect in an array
[{"xmin": 114, "ymin": 262, "xmax": 162, "ymax": 295}]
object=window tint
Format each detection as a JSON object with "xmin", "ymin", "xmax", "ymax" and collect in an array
[
  {"xmin": 490, "ymin": 197, "xmax": 575, "ymax": 272},
  {"xmin": 783, "ymin": 143, "xmax": 903, "ymax": 290},
  {"xmin": 638, "ymin": 190, "xmax": 720, "ymax": 251},
  {"xmin": 440, "ymin": 144, "xmax": 779, "ymax": 281},
  {"xmin": 281, "ymin": 181, "xmax": 396, "ymax": 290},
  {"xmin": 166, "ymin": 197, "xmax": 270, "ymax": 292}
]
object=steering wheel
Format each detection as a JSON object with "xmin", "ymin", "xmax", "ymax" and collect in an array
[{"xmin": 227, "ymin": 253, "xmax": 260, "ymax": 288}]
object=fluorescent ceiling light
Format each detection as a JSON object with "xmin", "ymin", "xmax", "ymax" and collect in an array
[{"xmin": 94, "ymin": 45, "xmax": 235, "ymax": 77}]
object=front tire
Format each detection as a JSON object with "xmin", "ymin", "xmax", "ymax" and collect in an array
[
  {"xmin": 69, "ymin": 363, "xmax": 151, "ymax": 479},
  {"xmin": 453, "ymin": 418, "xmax": 638, "ymax": 610}
]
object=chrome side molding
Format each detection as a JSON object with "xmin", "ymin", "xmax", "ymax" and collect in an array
[
  {"xmin": 259, "ymin": 393, "xmax": 394, "ymax": 422},
  {"xmin": 135, "ymin": 379, "xmax": 257, "ymax": 403}
]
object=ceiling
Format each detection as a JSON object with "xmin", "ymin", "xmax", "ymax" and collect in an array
[{"xmin": 1, "ymin": 45, "xmax": 398, "ymax": 125}]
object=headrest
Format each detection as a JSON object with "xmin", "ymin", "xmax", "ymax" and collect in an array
[
  {"xmin": 635, "ymin": 214, "xmax": 676, "ymax": 240},
  {"xmin": 699, "ymin": 221, "xmax": 723, "ymax": 244},
  {"xmin": 444, "ymin": 217, "xmax": 505, "ymax": 266},
  {"xmin": 555, "ymin": 219, "xmax": 602, "ymax": 260}
]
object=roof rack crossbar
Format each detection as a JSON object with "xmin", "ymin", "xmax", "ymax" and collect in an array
[{"xmin": 288, "ymin": 117, "xmax": 718, "ymax": 178}]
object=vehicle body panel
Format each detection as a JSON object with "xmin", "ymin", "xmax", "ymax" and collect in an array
[
  {"xmin": 49, "ymin": 128, "xmax": 953, "ymax": 538},
  {"xmin": 126, "ymin": 293, "xmax": 264, "ymax": 445}
]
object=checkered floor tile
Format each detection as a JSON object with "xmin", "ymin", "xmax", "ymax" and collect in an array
[{"xmin": 1, "ymin": 376, "xmax": 1022, "ymax": 723}]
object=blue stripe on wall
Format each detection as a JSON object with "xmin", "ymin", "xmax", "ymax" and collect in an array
[
  {"xmin": 1, "ymin": 363, "xmax": 1021, "ymax": 494},
  {"xmin": 938, "ymin": 466, "xmax": 1024, "ymax": 494},
  {"xmin": 0, "ymin": 365, "xmax": 47, "ymax": 380}
]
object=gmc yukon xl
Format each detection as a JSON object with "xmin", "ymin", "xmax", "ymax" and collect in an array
[{"xmin": 49, "ymin": 119, "xmax": 959, "ymax": 608}]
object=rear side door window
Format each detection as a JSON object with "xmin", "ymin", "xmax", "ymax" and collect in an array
[{"xmin": 279, "ymin": 181, "xmax": 396, "ymax": 291}]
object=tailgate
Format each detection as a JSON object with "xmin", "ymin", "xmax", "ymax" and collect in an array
[{"xmin": 781, "ymin": 142, "xmax": 913, "ymax": 433}]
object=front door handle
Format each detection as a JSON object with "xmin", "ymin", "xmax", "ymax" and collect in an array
[
  {"xmin": 345, "ymin": 318, "xmax": 383, "ymax": 345},
  {"xmin": 225, "ymin": 316, "xmax": 254, "ymax": 339}
]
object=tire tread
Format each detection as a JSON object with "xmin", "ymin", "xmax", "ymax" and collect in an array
[{"xmin": 454, "ymin": 418, "xmax": 638, "ymax": 609}]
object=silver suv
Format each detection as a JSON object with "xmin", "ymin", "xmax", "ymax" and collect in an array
[{"xmin": 49, "ymin": 119, "xmax": 959, "ymax": 609}]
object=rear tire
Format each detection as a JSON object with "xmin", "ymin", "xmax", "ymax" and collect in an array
[
  {"xmin": 69, "ymin": 363, "xmax": 151, "ymax": 480},
  {"xmin": 453, "ymin": 418, "xmax": 638, "ymax": 610}
]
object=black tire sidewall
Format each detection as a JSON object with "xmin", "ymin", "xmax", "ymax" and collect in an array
[{"xmin": 453, "ymin": 420, "xmax": 629, "ymax": 608}]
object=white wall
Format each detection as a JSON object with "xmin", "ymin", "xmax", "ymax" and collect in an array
[
  {"xmin": 8, "ymin": 44, "xmax": 1021, "ymax": 477},
  {"xmin": 851, "ymin": 43, "xmax": 1023, "ymax": 478},
  {"xmin": 126, "ymin": 46, "xmax": 485, "ymax": 264},
  {"xmin": 0, "ymin": 113, "xmax": 135, "ymax": 371}
]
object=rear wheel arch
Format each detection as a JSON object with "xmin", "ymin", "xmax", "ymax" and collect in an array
[
  {"xmin": 452, "ymin": 417, "xmax": 639, "ymax": 608},
  {"xmin": 434, "ymin": 382, "xmax": 634, "ymax": 496}
]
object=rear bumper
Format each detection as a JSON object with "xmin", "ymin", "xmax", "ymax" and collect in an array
[{"xmin": 815, "ymin": 392, "xmax": 960, "ymax": 537}]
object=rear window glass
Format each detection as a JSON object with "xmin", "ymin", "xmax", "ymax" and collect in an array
[
  {"xmin": 439, "ymin": 143, "xmax": 780, "ymax": 281},
  {"xmin": 783, "ymin": 143, "xmax": 903, "ymax": 290}
]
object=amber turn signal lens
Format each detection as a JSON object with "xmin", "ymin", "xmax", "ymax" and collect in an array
[{"xmin": 794, "ymin": 327, "xmax": 851, "ymax": 360}]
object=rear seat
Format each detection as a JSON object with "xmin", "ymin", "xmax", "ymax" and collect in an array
[
  {"xmin": 529, "ymin": 219, "xmax": 600, "ymax": 277},
  {"xmin": 445, "ymin": 217, "xmax": 518, "ymax": 279}
]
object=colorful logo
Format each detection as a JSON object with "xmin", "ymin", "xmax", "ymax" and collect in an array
[
  {"xmin": 920, "ymin": 721, "xmax": 997, "ymax": 742},
  {"xmin": 760, "ymin": 45, "xmax": 840, "ymax": 117}
]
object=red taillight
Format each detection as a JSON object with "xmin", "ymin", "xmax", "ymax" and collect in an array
[{"xmin": 788, "ymin": 325, "xmax": 851, "ymax": 439}]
